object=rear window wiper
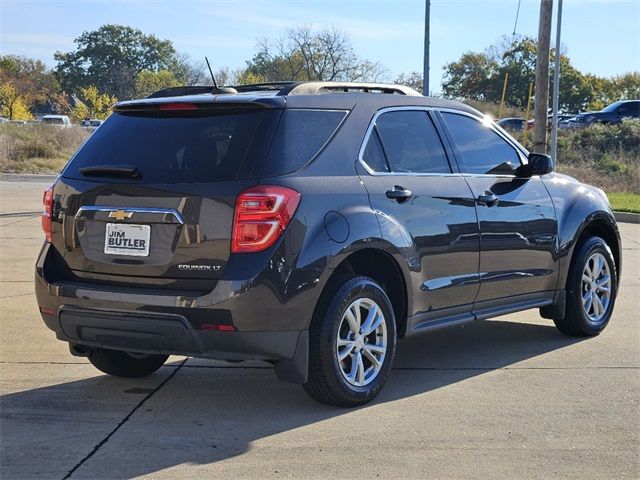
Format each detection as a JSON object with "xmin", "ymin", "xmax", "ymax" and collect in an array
[{"xmin": 79, "ymin": 165, "xmax": 141, "ymax": 178}]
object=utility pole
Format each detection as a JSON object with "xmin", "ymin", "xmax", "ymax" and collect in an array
[
  {"xmin": 498, "ymin": 72, "xmax": 509, "ymax": 119},
  {"xmin": 423, "ymin": 0, "xmax": 430, "ymax": 96},
  {"xmin": 533, "ymin": 0, "xmax": 553, "ymax": 154},
  {"xmin": 550, "ymin": 0, "xmax": 563, "ymax": 163}
]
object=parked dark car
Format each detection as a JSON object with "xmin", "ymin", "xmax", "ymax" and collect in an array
[
  {"xmin": 527, "ymin": 114, "xmax": 575, "ymax": 131},
  {"xmin": 496, "ymin": 117, "xmax": 526, "ymax": 132},
  {"xmin": 570, "ymin": 100, "xmax": 640, "ymax": 127},
  {"xmin": 36, "ymin": 82, "xmax": 621, "ymax": 406},
  {"xmin": 80, "ymin": 119, "xmax": 104, "ymax": 132}
]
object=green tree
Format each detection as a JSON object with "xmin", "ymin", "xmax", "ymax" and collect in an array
[
  {"xmin": 442, "ymin": 52, "xmax": 499, "ymax": 102},
  {"xmin": 495, "ymin": 37, "xmax": 537, "ymax": 108},
  {"xmin": 441, "ymin": 36, "xmax": 610, "ymax": 113},
  {"xmin": 232, "ymin": 69, "xmax": 266, "ymax": 86},
  {"xmin": 580, "ymin": 73, "xmax": 640, "ymax": 111},
  {"xmin": 72, "ymin": 85, "xmax": 117, "ymax": 120},
  {"xmin": 134, "ymin": 70, "xmax": 180, "ymax": 97},
  {"xmin": 550, "ymin": 55, "xmax": 596, "ymax": 112},
  {"xmin": 0, "ymin": 55, "xmax": 61, "ymax": 111},
  {"xmin": 55, "ymin": 24, "xmax": 179, "ymax": 100},
  {"xmin": 244, "ymin": 25, "xmax": 387, "ymax": 82},
  {"xmin": 607, "ymin": 72, "xmax": 640, "ymax": 102}
]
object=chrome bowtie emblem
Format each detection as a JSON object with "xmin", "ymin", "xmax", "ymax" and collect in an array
[{"xmin": 108, "ymin": 210, "xmax": 133, "ymax": 221}]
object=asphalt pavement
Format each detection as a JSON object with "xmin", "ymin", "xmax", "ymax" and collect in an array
[{"xmin": 1, "ymin": 180, "xmax": 638, "ymax": 479}]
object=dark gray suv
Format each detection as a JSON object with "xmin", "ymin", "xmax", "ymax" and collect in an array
[{"xmin": 36, "ymin": 81, "xmax": 620, "ymax": 406}]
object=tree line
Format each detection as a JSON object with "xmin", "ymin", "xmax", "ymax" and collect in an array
[
  {"xmin": 440, "ymin": 35, "xmax": 639, "ymax": 113},
  {"xmin": 1, "ymin": 24, "xmax": 638, "ymax": 120}
]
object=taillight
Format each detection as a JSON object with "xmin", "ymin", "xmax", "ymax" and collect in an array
[
  {"xmin": 41, "ymin": 185, "xmax": 54, "ymax": 242},
  {"xmin": 231, "ymin": 185, "xmax": 300, "ymax": 253},
  {"xmin": 200, "ymin": 324, "xmax": 236, "ymax": 332}
]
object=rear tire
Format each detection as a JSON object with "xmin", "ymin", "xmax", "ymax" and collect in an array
[
  {"xmin": 303, "ymin": 276, "xmax": 396, "ymax": 407},
  {"xmin": 554, "ymin": 236, "xmax": 617, "ymax": 337},
  {"xmin": 88, "ymin": 348, "xmax": 168, "ymax": 377}
]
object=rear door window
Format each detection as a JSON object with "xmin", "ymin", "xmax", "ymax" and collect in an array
[
  {"xmin": 374, "ymin": 110, "xmax": 451, "ymax": 174},
  {"xmin": 63, "ymin": 109, "xmax": 279, "ymax": 183}
]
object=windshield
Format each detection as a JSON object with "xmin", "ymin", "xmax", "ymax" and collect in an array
[
  {"xmin": 43, "ymin": 118, "xmax": 64, "ymax": 124},
  {"xmin": 601, "ymin": 101, "xmax": 623, "ymax": 113}
]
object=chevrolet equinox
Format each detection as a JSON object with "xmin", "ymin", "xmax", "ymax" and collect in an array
[{"xmin": 35, "ymin": 81, "xmax": 621, "ymax": 406}]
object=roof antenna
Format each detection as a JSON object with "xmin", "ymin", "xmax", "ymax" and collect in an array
[
  {"xmin": 204, "ymin": 57, "xmax": 237, "ymax": 95},
  {"xmin": 205, "ymin": 57, "xmax": 218, "ymax": 89}
]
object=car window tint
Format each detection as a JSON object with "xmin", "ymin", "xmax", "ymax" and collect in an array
[
  {"xmin": 262, "ymin": 109, "xmax": 346, "ymax": 176},
  {"xmin": 362, "ymin": 129, "xmax": 390, "ymax": 172},
  {"xmin": 442, "ymin": 113, "xmax": 520, "ymax": 175},
  {"xmin": 375, "ymin": 110, "xmax": 450, "ymax": 174},
  {"xmin": 63, "ymin": 109, "xmax": 278, "ymax": 183},
  {"xmin": 618, "ymin": 102, "xmax": 639, "ymax": 116}
]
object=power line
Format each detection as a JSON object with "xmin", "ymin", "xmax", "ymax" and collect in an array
[{"xmin": 513, "ymin": 0, "xmax": 522, "ymax": 35}]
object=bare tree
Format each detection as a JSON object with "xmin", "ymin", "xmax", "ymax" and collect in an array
[
  {"xmin": 244, "ymin": 25, "xmax": 387, "ymax": 83},
  {"xmin": 394, "ymin": 71, "xmax": 424, "ymax": 94}
]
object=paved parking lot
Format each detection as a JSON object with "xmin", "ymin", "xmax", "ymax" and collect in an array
[{"xmin": 1, "ymin": 179, "xmax": 638, "ymax": 479}]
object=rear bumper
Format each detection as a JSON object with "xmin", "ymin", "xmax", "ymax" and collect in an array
[{"xmin": 35, "ymin": 243, "xmax": 310, "ymax": 383}]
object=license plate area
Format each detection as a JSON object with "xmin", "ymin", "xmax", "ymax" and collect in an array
[{"xmin": 104, "ymin": 223, "xmax": 151, "ymax": 257}]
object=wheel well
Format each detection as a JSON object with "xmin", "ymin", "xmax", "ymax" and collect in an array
[
  {"xmin": 333, "ymin": 248, "xmax": 408, "ymax": 337},
  {"xmin": 577, "ymin": 219, "xmax": 620, "ymax": 280}
]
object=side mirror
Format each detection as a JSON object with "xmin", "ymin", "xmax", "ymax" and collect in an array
[
  {"xmin": 517, "ymin": 153, "xmax": 554, "ymax": 177},
  {"xmin": 529, "ymin": 153, "xmax": 554, "ymax": 175}
]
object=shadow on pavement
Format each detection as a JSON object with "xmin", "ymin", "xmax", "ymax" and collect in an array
[{"xmin": 1, "ymin": 319, "xmax": 585, "ymax": 478}]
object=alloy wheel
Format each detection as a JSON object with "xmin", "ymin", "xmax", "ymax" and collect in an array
[
  {"xmin": 336, "ymin": 298, "xmax": 387, "ymax": 387},
  {"xmin": 581, "ymin": 252, "xmax": 612, "ymax": 324}
]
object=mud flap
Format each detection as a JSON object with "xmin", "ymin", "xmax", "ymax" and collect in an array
[{"xmin": 274, "ymin": 330, "xmax": 309, "ymax": 384}]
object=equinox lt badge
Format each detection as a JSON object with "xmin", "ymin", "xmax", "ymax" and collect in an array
[{"xmin": 178, "ymin": 264, "xmax": 220, "ymax": 272}]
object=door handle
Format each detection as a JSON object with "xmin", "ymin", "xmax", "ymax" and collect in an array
[
  {"xmin": 477, "ymin": 191, "xmax": 499, "ymax": 206},
  {"xmin": 386, "ymin": 186, "xmax": 413, "ymax": 202}
]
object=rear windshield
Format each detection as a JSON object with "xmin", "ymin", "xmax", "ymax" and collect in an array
[
  {"xmin": 62, "ymin": 109, "xmax": 279, "ymax": 183},
  {"xmin": 43, "ymin": 117, "xmax": 64, "ymax": 124}
]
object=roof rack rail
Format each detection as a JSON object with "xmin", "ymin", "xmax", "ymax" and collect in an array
[
  {"xmin": 277, "ymin": 82, "xmax": 422, "ymax": 97},
  {"xmin": 231, "ymin": 81, "xmax": 296, "ymax": 92},
  {"xmin": 146, "ymin": 81, "xmax": 421, "ymax": 99}
]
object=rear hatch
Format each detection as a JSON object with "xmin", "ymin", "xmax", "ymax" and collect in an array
[{"xmin": 49, "ymin": 99, "xmax": 282, "ymax": 292}]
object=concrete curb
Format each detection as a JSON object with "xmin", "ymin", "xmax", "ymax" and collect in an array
[{"xmin": 613, "ymin": 211, "xmax": 640, "ymax": 224}]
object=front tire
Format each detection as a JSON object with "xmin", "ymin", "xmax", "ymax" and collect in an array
[
  {"xmin": 88, "ymin": 348, "xmax": 168, "ymax": 377},
  {"xmin": 303, "ymin": 276, "xmax": 397, "ymax": 407},
  {"xmin": 554, "ymin": 236, "xmax": 617, "ymax": 336}
]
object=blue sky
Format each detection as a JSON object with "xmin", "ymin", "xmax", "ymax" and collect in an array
[{"xmin": 1, "ymin": 0, "xmax": 638, "ymax": 93}]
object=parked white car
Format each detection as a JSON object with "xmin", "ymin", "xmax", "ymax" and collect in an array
[{"xmin": 41, "ymin": 115, "xmax": 72, "ymax": 128}]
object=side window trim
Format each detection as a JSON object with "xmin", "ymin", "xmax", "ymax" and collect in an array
[
  {"xmin": 357, "ymin": 106, "xmax": 456, "ymax": 176},
  {"xmin": 436, "ymin": 109, "xmax": 527, "ymax": 177},
  {"xmin": 429, "ymin": 110, "xmax": 462, "ymax": 174},
  {"xmin": 372, "ymin": 125, "xmax": 392, "ymax": 173}
]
